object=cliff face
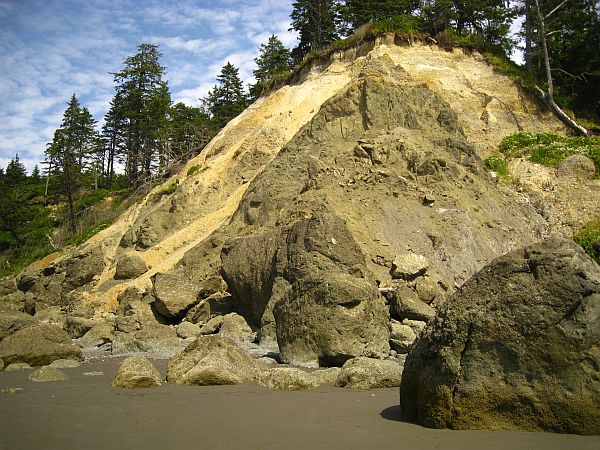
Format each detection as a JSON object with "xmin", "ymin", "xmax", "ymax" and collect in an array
[{"xmin": 13, "ymin": 37, "xmax": 589, "ymax": 353}]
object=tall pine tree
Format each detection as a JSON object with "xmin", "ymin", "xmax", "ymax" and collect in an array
[
  {"xmin": 205, "ymin": 62, "xmax": 249, "ymax": 129},
  {"xmin": 341, "ymin": 0, "xmax": 419, "ymax": 31}
]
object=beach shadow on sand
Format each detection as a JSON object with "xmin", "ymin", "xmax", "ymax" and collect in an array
[{"xmin": 380, "ymin": 405, "xmax": 405, "ymax": 422}]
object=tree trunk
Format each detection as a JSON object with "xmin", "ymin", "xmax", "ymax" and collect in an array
[{"xmin": 533, "ymin": 0, "xmax": 589, "ymax": 136}]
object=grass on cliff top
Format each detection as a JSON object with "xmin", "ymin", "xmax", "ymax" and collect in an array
[
  {"xmin": 574, "ymin": 217, "xmax": 600, "ymax": 263},
  {"xmin": 498, "ymin": 132, "xmax": 600, "ymax": 177}
]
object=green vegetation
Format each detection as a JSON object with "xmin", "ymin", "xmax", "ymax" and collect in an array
[
  {"xmin": 187, "ymin": 165, "xmax": 201, "ymax": 176},
  {"xmin": 154, "ymin": 182, "xmax": 178, "ymax": 199},
  {"xmin": 483, "ymin": 153, "xmax": 509, "ymax": 179},
  {"xmin": 68, "ymin": 219, "xmax": 114, "ymax": 247},
  {"xmin": 574, "ymin": 217, "xmax": 600, "ymax": 263},
  {"xmin": 499, "ymin": 132, "xmax": 600, "ymax": 176}
]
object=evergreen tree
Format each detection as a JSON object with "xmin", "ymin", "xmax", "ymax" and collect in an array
[
  {"xmin": 0, "ymin": 155, "xmax": 31, "ymax": 246},
  {"xmin": 290, "ymin": 0, "xmax": 341, "ymax": 62},
  {"xmin": 250, "ymin": 35, "xmax": 293, "ymax": 99},
  {"xmin": 30, "ymin": 165, "xmax": 41, "ymax": 184},
  {"xmin": 112, "ymin": 43, "xmax": 171, "ymax": 185},
  {"xmin": 169, "ymin": 102, "xmax": 212, "ymax": 159},
  {"xmin": 101, "ymin": 93, "xmax": 127, "ymax": 189},
  {"xmin": 205, "ymin": 62, "xmax": 249, "ymax": 129},
  {"xmin": 45, "ymin": 95, "xmax": 99, "ymax": 233},
  {"xmin": 5, "ymin": 154, "xmax": 27, "ymax": 186},
  {"xmin": 341, "ymin": 0, "xmax": 419, "ymax": 31}
]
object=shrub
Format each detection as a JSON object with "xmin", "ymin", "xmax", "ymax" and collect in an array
[
  {"xmin": 484, "ymin": 153, "xmax": 509, "ymax": 179},
  {"xmin": 187, "ymin": 165, "xmax": 201, "ymax": 176},
  {"xmin": 154, "ymin": 182, "xmax": 177, "ymax": 198},
  {"xmin": 574, "ymin": 217, "xmax": 600, "ymax": 263},
  {"xmin": 69, "ymin": 219, "xmax": 113, "ymax": 246}
]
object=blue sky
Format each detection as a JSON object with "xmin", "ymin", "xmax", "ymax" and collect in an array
[{"xmin": 0, "ymin": 0, "xmax": 297, "ymax": 172}]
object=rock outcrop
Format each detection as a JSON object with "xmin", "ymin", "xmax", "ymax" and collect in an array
[{"xmin": 400, "ymin": 238, "xmax": 600, "ymax": 435}]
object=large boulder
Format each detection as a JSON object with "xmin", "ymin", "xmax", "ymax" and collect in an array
[
  {"xmin": 274, "ymin": 273, "xmax": 390, "ymax": 367},
  {"xmin": 258, "ymin": 367, "xmax": 320, "ymax": 391},
  {"xmin": 114, "ymin": 253, "xmax": 148, "ymax": 280},
  {"xmin": 166, "ymin": 335, "xmax": 264, "ymax": 385},
  {"xmin": 391, "ymin": 285, "xmax": 436, "ymax": 322},
  {"xmin": 400, "ymin": 238, "xmax": 600, "ymax": 435},
  {"xmin": 222, "ymin": 213, "xmax": 389, "ymax": 365},
  {"xmin": 151, "ymin": 272, "xmax": 200, "ymax": 321},
  {"xmin": 336, "ymin": 357, "xmax": 402, "ymax": 389},
  {"xmin": 557, "ymin": 154, "xmax": 596, "ymax": 180},
  {"xmin": 0, "ymin": 323, "xmax": 81, "ymax": 366},
  {"xmin": 200, "ymin": 313, "xmax": 256, "ymax": 346},
  {"xmin": 112, "ymin": 355, "xmax": 162, "ymax": 388}
]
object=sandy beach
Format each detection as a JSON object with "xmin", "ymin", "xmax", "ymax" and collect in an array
[{"xmin": 1, "ymin": 357, "xmax": 599, "ymax": 450}]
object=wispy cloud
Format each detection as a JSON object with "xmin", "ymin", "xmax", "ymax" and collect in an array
[{"xmin": 0, "ymin": 0, "xmax": 297, "ymax": 171}]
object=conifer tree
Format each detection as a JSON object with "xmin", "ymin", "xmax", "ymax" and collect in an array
[
  {"xmin": 205, "ymin": 62, "xmax": 249, "ymax": 129},
  {"xmin": 169, "ymin": 103, "xmax": 212, "ymax": 159},
  {"xmin": 342, "ymin": 0, "xmax": 419, "ymax": 31},
  {"xmin": 250, "ymin": 35, "xmax": 293, "ymax": 99},
  {"xmin": 112, "ymin": 43, "xmax": 171, "ymax": 185},
  {"xmin": 290, "ymin": 0, "xmax": 341, "ymax": 62}
]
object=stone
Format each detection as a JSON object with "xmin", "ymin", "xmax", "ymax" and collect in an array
[
  {"xmin": 1, "ymin": 387, "xmax": 24, "ymax": 394},
  {"xmin": 400, "ymin": 238, "xmax": 600, "ymax": 435},
  {"xmin": 390, "ymin": 253, "xmax": 429, "ymax": 280},
  {"xmin": 0, "ymin": 311, "xmax": 37, "ymax": 340},
  {"xmin": 77, "ymin": 322, "xmax": 115, "ymax": 349},
  {"xmin": 275, "ymin": 272, "xmax": 390, "ymax": 367},
  {"xmin": 151, "ymin": 272, "xmax": 200, "ymax": 321},
  {"xmin": 0, "ymin": 277, "xmax": 17, "ymax": 296},
  {"xmin": 200, "ymin": 313, "xmax": 256, "ymax": 346},
  {"xmin": 402, "ymin": 319, "xmax": 427, "ymax": 334},
  {"xmin": 166, "ymin": 335, "xmax": 264, "ymax": 385},
  {"xmin": 113, "ymin": 324, "xmax": 179, "ymax": 356},
  {"xmin": 114, "ymin": 253, "xmax": 149, "ymax": 280},
  {"xmin": 311, "ymin": 367, "xmax": 342, "ymax": 385},
  {"xmin": 391, "ymin": 285, "xmax": 436, "ymax": 322},
  {"xmin": 49, "ymin": 359, "xmax": 80, "ymax": 369},
  {"xmin": 415, "ymin": 277, "xmax": 439, "ymax": 304},
  {"xmin": 0, "ymin": 357, "xmax": 3, "ymax": 371},
  {"xmin": 28, "ymin": 366, "xmax": 69, "ymax": 382},
  {"xmin": 62, "ymin": 247, "xmax": 105, "ymax": 292},
  {"xmin": 64, "ymin": 316, "xmax": 96, "ymax": 339},
  {"xmin": 0, "ymin": 323, "xmax": 81, "ymax": 366},
  {"xmin": 34, "ymin": 306, "xmax": 66, "ymax": 329},
  {"xmin": 185, "ymin": 300, "xmax": 211, "ymax": 324},
  {"xmin": 258, "ymin": 367, "xmax": 319, "ymax": 391},
  {"xmin": 176, "ymin": 322, "xmax": 201, "ymax": 339},
  {"xmin": 5, "ymin": 362, "xmax": 33, "ymax": 371},
  {"xmin": 389, "ymin": 321, "xmax": 417, "ymax": 354},
  {"xmin": 557, "ymin": 154, "xmax": 596, "ymax": 180},
  {"xmin": 112, "ymin": 355, "xmax": 162, "ymax": 388},
  {"xmin": 336, "ymin": 357, "xmax": 402, "ymax": 389}
]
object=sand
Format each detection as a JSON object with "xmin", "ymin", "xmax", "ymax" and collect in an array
[{"xmin": 1, "ymin": 358, "xmax": 599, "ymax": 450}]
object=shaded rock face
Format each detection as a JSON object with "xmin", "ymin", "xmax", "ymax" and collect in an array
[
  {"xmin": 112, "ymin": 355, "xmax": 162, "ymax": 388},
  {"xmin": 166, "ymin": 335, "xmax": 263, "ymax": 385},
  {"xmin": 151, "ymin": 272, "xmax": 200, "ymax": 321},
  {"xmin": 400, "ymin": 238, "xmax": 600, "ymax": 435},
  {"xmin": 0, "ymin": 323, "xmax": 81, "ymax": 366},
  {"xmin": 222, "ymin": 212, "xmax": 389, "ymax": 366}
]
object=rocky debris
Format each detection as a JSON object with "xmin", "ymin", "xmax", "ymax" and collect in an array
[
  {"xmin": 28, "ymin": 366, "xmax": 69, "ymax": 382},
  {"xmin": 0, "ymin": 277, "xmax": 17, "ymax": 296},
  {"xmin": 0, "ymin": 311, "xmax": 37, "ymax": 340},
  {"xmin": 49, "ymin": 359, "xmax": 80, "ymax": 369},
  {"xmin": 64, "ymin": 316, "xmax": 96, "ymax": 339},
  {"xmin": 114, "ymin": 253, "xmax": 148, "ymax": 280},
  {"xmin": 402, "ymin": 319, "xmax": 427, "ymax": 334},
  {"xmin": 166, "ymin": 335, "xmax": 264, "ymax": 385},
  {"xmin": 557, "ymin": 154, "xmax": 596, "ymax": 180},
  {"xmin": 0, "ymin": 323, "xmax": 81, "ymax": 366},
  {"xmin": 76, "ymin": 322, "xmax": 115, "ymax": 350},
  {"xmin": 34, "ymin": 306, "xmax": 66, "ymax": 329},
  {"xmin": 336, "ymin": 357, "xmax": 402, "ymax": 390},
  {"xmin": 390, "ymin": 253, "xmax": 429, "ymax": 281},
  {"xmin": 415, "ymin": 277, "xmax": 440, "ymax": 305},
  {"xmin": 175, "ymin": 322, "xmax": 201, "ymax": 339},
  {"xmin": 5, "ymin": 363, "xmax": 33, "ymax": 371},
  {"xmin": 185, "ymin": 301, "xmax": 211, "ymax": 324},
  {"xmin": 391, "ymin": 285, "xmax": 436, "ymax": 322},
  {"xmin": 389, "ymin": 320, "xmax": 417, "ymax": 354},
  {"xmin": 62, "ymin": 247, "xmax": 106, "ymax": 292},
  {"xmin": 151, "ymin": 272, "xmax": 201, "ymax": 321},
  {"xmin": 112, "ymin": 324, "xmax": 179, "ymax": 356},
  {"xmin": 258, "ymin": 367, "xmax": 320, "ymax": 391},
  {"xmin": 0, "ymin": 290, "xmax": 34, "ymax": 313},
  {"xmin": 200, "ymin": 313, "xmax": 256, "ymax": 346},
  {"xmin": 112, "ymin": 355, "xmax": 162, "ymax": 388},
  {"xmin": 401, "ymin": 238, "xmax": 600, "ymax": 435}
]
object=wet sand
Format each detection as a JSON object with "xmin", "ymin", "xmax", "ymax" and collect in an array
[{"xmin": 1, "ymin": 357, "xmax": 599, "ymax": 450}]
